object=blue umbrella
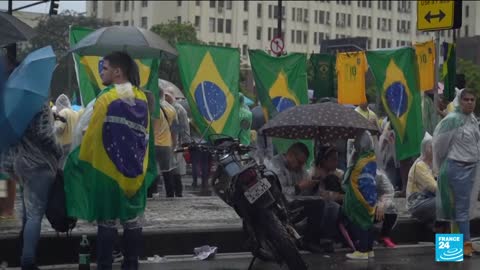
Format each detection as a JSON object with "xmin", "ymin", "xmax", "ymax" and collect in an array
[{"xmin": 0, "ymin": 46, "xmax": 56, "ymax": 151}]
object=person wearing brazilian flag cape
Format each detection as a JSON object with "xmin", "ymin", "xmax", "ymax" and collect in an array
[
  {"xmin": 432, "ymin": 88, "xmax": 480, "ymax": 257},
  {"xmin": 64, "ymin": 51, "xmax": 154, "ymax": 270},
  {"xmin": 342, "ymin": 131, "xmax": 378, "ymax": 260}
]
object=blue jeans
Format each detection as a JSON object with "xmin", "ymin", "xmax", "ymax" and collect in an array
[
  {"xmin": 447, "ymin": 159, "xmax": 476, "ymax": 241},
  {"xmin": 18, "ymin": 165, "xmax": 55, "ymax": 267}
]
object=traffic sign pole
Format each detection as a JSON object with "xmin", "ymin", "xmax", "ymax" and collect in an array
[{"xmin": 434, "ymin": 31, "xmax": 441, "ymax": 116}]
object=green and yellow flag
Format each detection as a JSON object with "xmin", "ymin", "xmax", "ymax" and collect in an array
[
  {"xmin": 64, "ymin": 85, "xmax": 156, "ymax": 222},
  {"xmin": 366, "ymin": 47, "xmax": 424, "ymax": 160},
  {"xmin": 442, "ymin": 42, "xmax": 456, "ymax": 102},
  {"xmin": 249, "ymin": 50, "xmax": 313, "ymax": 159},
  {"xmin": 177, "ymin": 44, "xmax": 240, "ymax": 139},
  {"xmin": 69, "ymin": 26, "xmax": 161, "ymax": 117}
]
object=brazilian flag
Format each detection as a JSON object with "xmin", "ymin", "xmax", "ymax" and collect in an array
[
  {"xmin": 367, "ymin": 47, "xmax": 424, "ymax": 160},
  {"xmin": 249, "ymin": 50, "xmax": 313, "ymax": 161},
  {"xmin": 64, "ymin": 85, "xmax": 156, "ymax": 222},
  {"xmin": 177, "ymin": 44, "xmax": 240, "ymax": 139},
  {"xmin": 442, "ymin": 42, "xmax": 456, "ymax": 102},
  {"xmin": 69, "ymin": 26, "xmax": 161, "ymax": 117}
]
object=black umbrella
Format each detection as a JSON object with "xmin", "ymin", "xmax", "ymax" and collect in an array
[
  {"xmin": 0, "ymin": 12, "xmax": 36, "ymax": 47},
  {"xmin": 68, "ymin": 26, "xmax": 177, "ymax": 59},
  {"xmin": 260, "ymin": 102, "xmax": 379, "ymax": 142}
]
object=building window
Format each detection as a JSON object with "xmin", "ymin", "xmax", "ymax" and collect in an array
[
  {"xmin": 314, "ymin": 10, "xmax": 318, "ymax": 23},
  {"xmin": 177, "ymin": 1, "xmax": 182, "ymax": 6},
  {"xmin": 242, "ymin": 45, "xmax": 248, "ymax": 56},
  {"xmin": 114, "ymin": 21, "xmax": 121, "ymax": 25},
  {"xmin": 226, "ymin": 1, "xmax": 232, "ymax": 9},
  {"xmin": 209, "ymin": 17, "xmax": 215, "ymax": 32},
  {"xmin": 194, "ymin": 16, "xmax": 200, "ymax": 30},
  {"xmin": 217, "ymin": 19, "xmax": 224, "ymax": 33},
  {"xmin": 210, "ymin": 0, "xmax": 215, "ymax": 8},
  {"xmin": 314, "ymin": 32, "xmax": 317, "ymax": 44},
  {"xmin": 319, "ymin": 10, "xmax": 325, "ymax": 24},
  {"xmin": 292, "ymin": 8, "xmax": 295, "ymax": 21},
  {"xmin": 269, "ymin": 5, "xmax": 272, "ymax": 18},
  {"xmin": 257, "ymin": 3, "xmax": 262, "ymax": 18},
  {"xmin": 268, "ymin": 27, "xmax": 272, "ymax": 40},
  {"xmin": 291, "ymin": 30, "xmax": 295, "ymax": 43},
  {"xmin": 368, "ymin": 16, "xmax": 371, "ymax": 29},
  {"xmin": 123, "ymin": 20, "xmax": 129, "ymax": 26},
  {"xmin": 243, "ymin": 20, "xmax": 248, "ymax": 35},
  {"xmin": 296, "ymin": 30, "xmax": 302, "ymax": 43},
  {"xmin": 304, "ymin": 9, "xmax": 308, "ymax": 22},
  {"xmin": 218, "ymin": 0, "xmax": 224, "ymax": 8},
  {"xmin": 466, "ymin": 5, "xmax": 469, "ymax": 17},
  {"xmin": 226, "ymin": 43, "xmax": 231, "ymax": 47},
  {"xmin": 244, "ymin": 0, "xmax": 248, "ymax": 11},
  {"xmin": 226, "ymin": 19, "xmax": 231, "ymax": 33},
  {"xmin": 141, "ymin": 17, "xmax": 148, "ymax": 28},
  {"xmin": 141, "ymin": 0, "xmax": 148, "ymax": 7},
  {"xmin": 297, "ymin": 8, "xmax": 302, "ymax": 22},
  {"xmin": 217, "ymin": 43, "xmax": 223, "ymax": 46},
  {"xmin": 274, "ymin": 6, "xmax": 279, "ymax": 19},
  {"xmin": 326, "ymin": 11, "xmax": 330, "ymax": 25},
  {"xmin": 177, "ymin": 16, "xmax": 181, "ymax": 24},
  {"xmin": 196, "ymin": 1, "xmax": 200, "ymax": 6},
  {"xmin": 124, "ymin": 0, "xmax": 129, "ymax": 11},
  {"xmin": 115, "ymin": 0, "xmax": 121, "ymax": 12},
  {"xmin": 465, "ymin": 25, "xmax": 469, "ymax": 37},
  {"xmin": 347, "ymin": 14, "xmax": 351, "ymax": 27},
  {"xmin": 257, "ymin": 27, "xmax": 262, "ymax": 40}
]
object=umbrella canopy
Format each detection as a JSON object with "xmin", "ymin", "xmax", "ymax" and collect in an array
[
  {"xmin": 259, "ymin": 102, "xmax": 379, "ymax": 142},
  {"xmin": 159, "ymin": 79, "xmax": 185, "ymax": 98},
  {"xmin": 68, "ymin": 26, "xmax": 177, "ymax": 59},
  {"xmin": 0, "ymin": 46, "xmax": 56, "ymax": 151},
  {"xmin": 0, "ymin": 12, "xmax": 37, "ymax": 47}
]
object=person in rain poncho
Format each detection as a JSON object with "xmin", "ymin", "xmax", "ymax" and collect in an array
[
  {"xmin": 238, "ymin": 93, "xmax": 253, "ymax": 146},
  {"xmin": 164, "ymin": 87, "xmax": 190, "ymax": 176},
  {"xmin": 406, "ymin": 132, "xmax": 436, "ymax": 226},
  {"xmin": 54, "ymin": 94, "xmax": 80, "ymax": 168},
  {"xmin": 433, "ymin": 88, "xmax": 480, "ymax": 257},
  {"xmin": 342, "ymin": 131, "xmax": 377, "ymax": 260}
]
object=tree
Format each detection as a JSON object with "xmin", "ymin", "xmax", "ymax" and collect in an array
[
  {"xmin": 457, "ymin": 58, "xmax": 480, "ymax": 114},
  {"xmin": 19, "ymin": 10, "xmax": 112, "ymax": 100},
  {"xmin": 150, "ymin": 20, "xmax": 202, "ymax": 88}
]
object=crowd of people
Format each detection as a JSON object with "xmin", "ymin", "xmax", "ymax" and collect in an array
[{"xmin": 0, "ymin": 47, "xmax": 479, "ymax": 270}]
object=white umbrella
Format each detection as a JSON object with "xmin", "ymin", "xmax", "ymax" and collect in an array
[{"xmin": 158, "ymin": 79, "xmax": 185, "ymax": 99}]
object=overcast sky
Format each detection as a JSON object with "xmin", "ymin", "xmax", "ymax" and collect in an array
[{"xmin": 0, "ymin": 1, "xmax": 85, "ymax": 13}]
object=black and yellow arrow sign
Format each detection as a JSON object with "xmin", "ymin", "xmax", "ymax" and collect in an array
[{"xmin": 417, "ymin": 0, "xmax": 462, "ymax": 31}]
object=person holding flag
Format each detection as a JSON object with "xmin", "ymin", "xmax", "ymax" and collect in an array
[{"xmin": 64, "ymin": 51, "xmax": 153, "ymax": 270}]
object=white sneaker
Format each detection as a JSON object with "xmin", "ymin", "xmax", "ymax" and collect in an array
[{"xmin": 346, "ymin": 251, "xmax": 369, "ymax": 260}]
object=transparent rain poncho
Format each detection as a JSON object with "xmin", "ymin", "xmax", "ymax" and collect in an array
[{"xmin": 433, "ymin": 90, "xmax": 480, "ymax": 221}]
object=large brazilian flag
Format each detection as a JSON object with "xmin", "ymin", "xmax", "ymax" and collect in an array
[
  {"xmin": 69, "ymin": 26, "xmax": 161, "ymax": 117},
  {"xmin": 64, "ymin": 85, "xmax": 155, "ymax": 222},
  {"xmin": 249, "ymin": 50, "xmax": 313, "ymax": 160},
  {"xmin": 367, "ymin": 47, "xmax": 423, "ymax": 160},
  {"xmin": 177, "ymin": 44, "xmax": 240, "ymax": 139}
]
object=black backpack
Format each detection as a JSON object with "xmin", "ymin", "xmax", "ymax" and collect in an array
[{"xmin": 45, "ymin": 170, "xmax": 77, "ymax": 234}]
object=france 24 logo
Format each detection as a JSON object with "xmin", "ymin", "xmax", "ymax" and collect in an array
[{"xmin": 435, "ymin": 234, "xmax": 463, "ymax": 262}]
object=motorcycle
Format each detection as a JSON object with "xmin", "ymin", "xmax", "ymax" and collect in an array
[{"xmin": 176, "ymin": 134, "xmax": 308, "ymax": 270}]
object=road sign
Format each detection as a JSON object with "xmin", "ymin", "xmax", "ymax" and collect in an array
[
  {"xmin": 270, "ymin": 37, "xmax": 284, "ymax": 55},
  {"xmin": 417, "ymin": 0, "xmax": 462, "ymax": 31}
]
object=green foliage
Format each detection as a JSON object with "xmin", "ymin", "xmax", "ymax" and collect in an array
[
  {"xmin": 457, "ymin": 58, "xmax": 480, "ymax": 114},
  {"xmin": 19, "ymin": 10, "xmax": 112, "ymax": 100},
  {"xmin": 150, "ymin": 20, "xmax": 203, "ymax": 89}
]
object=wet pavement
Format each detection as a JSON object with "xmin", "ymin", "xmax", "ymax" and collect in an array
[{"xmin": 10, "ymin": 245, "xmax": 480, "ymax": 270}]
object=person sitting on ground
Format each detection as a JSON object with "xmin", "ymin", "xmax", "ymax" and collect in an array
[
  {"xmin": 309, "ymin": 145, "xmax": 344, "ymax": 203},
  {"xmin": 266, "ymin": 142, "xmax": 310, "ymax": 196},
  {"xmin": 406, "ymin": 132, "xmax": 436, "ymax": 226}
]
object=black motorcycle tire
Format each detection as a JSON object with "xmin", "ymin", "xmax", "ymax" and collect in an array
[{"xmin": 260, "ymin": 210, "xmax": 308, "ymax": 270}]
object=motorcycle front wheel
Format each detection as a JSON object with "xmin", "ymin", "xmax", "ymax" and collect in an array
[{"xmin": 260, "ymin": 210, "xmax": 308, "ymax": 270}]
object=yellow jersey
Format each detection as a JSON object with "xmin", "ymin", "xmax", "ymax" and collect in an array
[
  {"xmin": 336, "ymin": 51, "xmax": 368, "ymax": 105},
  {"xmin": 153, "ymin": 101, "xmax": 177, "ymax": 147},
  {"xmin": 414, "ymin": 40, "xmax": 435, "ymax": 92}
]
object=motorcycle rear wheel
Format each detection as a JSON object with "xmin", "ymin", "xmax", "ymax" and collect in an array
[{"xmin": 260, "ymin": 210, "xmax": 308, "ymax": 270}]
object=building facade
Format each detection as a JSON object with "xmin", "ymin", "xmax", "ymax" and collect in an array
[{"xmin": 87, "ymin": 0, "xmax": 474, "ymax": 58}]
